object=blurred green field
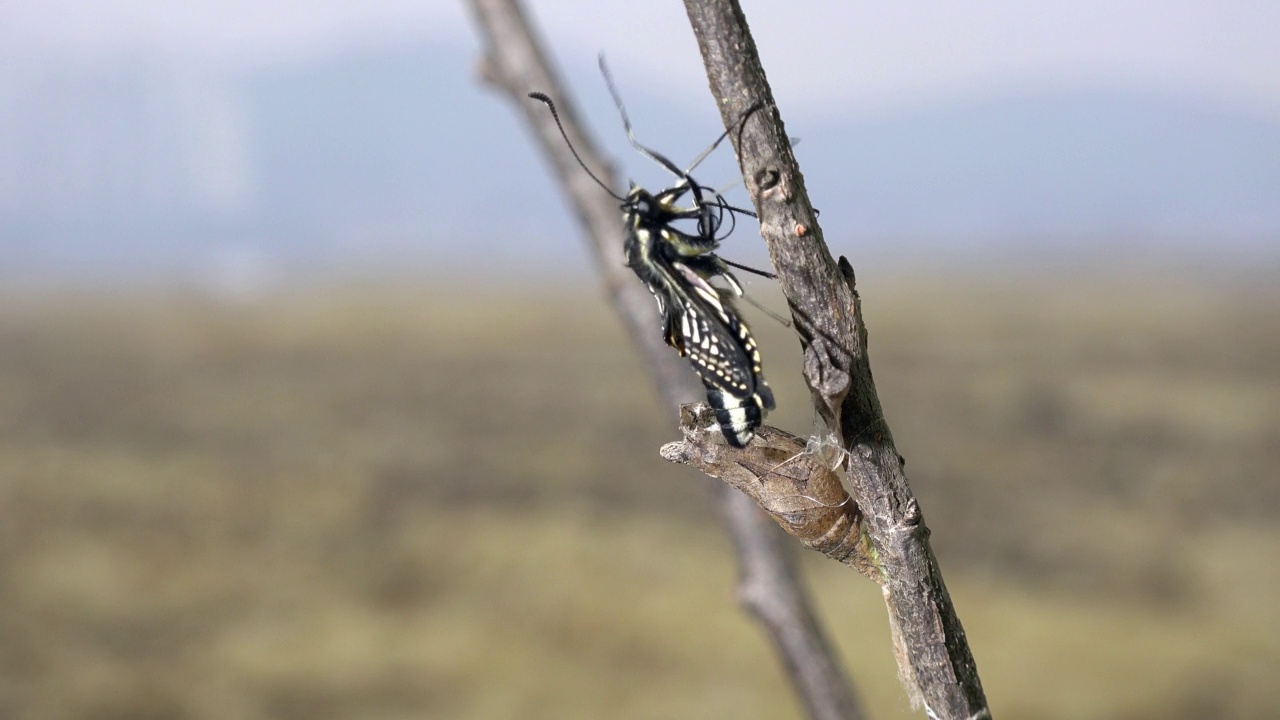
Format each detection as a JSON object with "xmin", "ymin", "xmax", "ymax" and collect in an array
[{"xmin": 0, "ymin": 272, "xmax": 1277, "ymax": 719}]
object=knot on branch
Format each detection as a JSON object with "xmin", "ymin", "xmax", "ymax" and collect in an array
[
  {"xmin": 837, "ymin": 255, "xmax": 858, "ymax": 297},
  {"xmin": 804, "ymin": 337, "xmax": 852, "ymax": 404},
  {"xmin": 663, "ymin": 403, "xmax": 879, "ymax": 580},
  {"xmin": 788, "ymin": 304, "xmax": 855, "ymax": 432},
  {"xmin": 753, "ymin": 167, "xmax": 780, "ymax": 191}
]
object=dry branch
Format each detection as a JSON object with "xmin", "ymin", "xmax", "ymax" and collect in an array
[
  {"xmin": 679, "ymin": 0, "xmax": 992, "ymax": 718},
  {"xmin": 466, "ymin": 1, "xmax": 864, "ymax": 718}
]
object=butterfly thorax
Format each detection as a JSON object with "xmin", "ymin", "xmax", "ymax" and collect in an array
[{"xmin": 622, "ymin": 183, "xmax": 724, "ymax": 259}]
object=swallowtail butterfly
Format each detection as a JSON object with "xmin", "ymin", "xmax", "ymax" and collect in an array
[{"xmin": 529, "ymin": 58, "xmax": 775, "ymax": 447}]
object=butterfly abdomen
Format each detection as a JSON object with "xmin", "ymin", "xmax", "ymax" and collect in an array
[{"xmin": 704, "ymin": 384, "xmax": 774, "ymax": 448}]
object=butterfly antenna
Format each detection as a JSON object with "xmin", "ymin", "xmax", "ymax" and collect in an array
[
  {"xmin": 687, "ymin": 100, "xmax": 767, "ymax": 175},
  {"xmin": 598, "ymin": 54, "xmax": 688, "ymax": 181},
  {"xmin": 683, "ymin": 124, "xmax": 734, "ymax": 176},
  {"xmin": 528, "ymin": 91, "xmax": 626, "ymax": 202}
]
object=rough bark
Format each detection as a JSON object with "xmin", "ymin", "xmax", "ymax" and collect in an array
[{"xmin": 672, "ymin": 1, "xmax": 992, "ymax": 717}]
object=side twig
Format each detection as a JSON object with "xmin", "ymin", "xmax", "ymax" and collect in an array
[
  {"xmin": 465, "ymin": 1, "xmax": 865, "ymax": 719},
  {"xmin": 677, "ymin": 0, "xmax": 992, "ymax": 718}
]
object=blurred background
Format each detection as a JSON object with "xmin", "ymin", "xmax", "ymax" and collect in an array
[{"xmin": 1, "ymin": 1, "xmax": 1277, "ymax": 718}]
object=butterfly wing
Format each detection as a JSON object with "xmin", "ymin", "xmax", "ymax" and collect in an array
[
  {"xmin": 667, "ymin": 259, "xmax": 774, "ymax": 447},
  {"xmin": 625, "ymin": 204, "xmax": 773, "ymax": 447}
]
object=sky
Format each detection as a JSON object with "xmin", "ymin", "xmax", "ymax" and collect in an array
[
  {"xmin": 4, "ymin": 0, "xmax": 1279, "ymax": 122},
  {"xmin": 2, "ymin": 1, "xmax": 1278, "ymax": 286}
]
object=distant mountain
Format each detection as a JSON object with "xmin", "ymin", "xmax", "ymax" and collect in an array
[
  {"xmin": 804, "ymin": 90, "xmax": 1280, "ymax": 242},
  {"xmin": 2, "ymin": 43, "xmax": 1277, "ymax": 283}
]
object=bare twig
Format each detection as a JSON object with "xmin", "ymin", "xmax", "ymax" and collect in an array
[
  {"xmin": 465, "ymin": 1, "xmax": 865, "ymax": 719},
  {"xmin": 677, "ymin": 1, "xmax": 992, "ymax": 717}
]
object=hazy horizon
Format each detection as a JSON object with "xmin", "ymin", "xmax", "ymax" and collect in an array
[{"xmin": 2, "ymin": 2, "xmax": 1277, "ymax": 287}]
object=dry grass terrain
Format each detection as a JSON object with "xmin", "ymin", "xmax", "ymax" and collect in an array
[{"xmin": 0, "ymin": 272, "xmax": 1276, "ymax": 719}]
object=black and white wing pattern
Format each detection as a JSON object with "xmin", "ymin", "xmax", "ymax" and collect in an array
[
  {"xmin": 626, "ymin": 215, "xmax": 774, "ymax": 447},
  {"xmin": 666, "ymin": 260, "xmax": 775, "ymax": 447}
]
